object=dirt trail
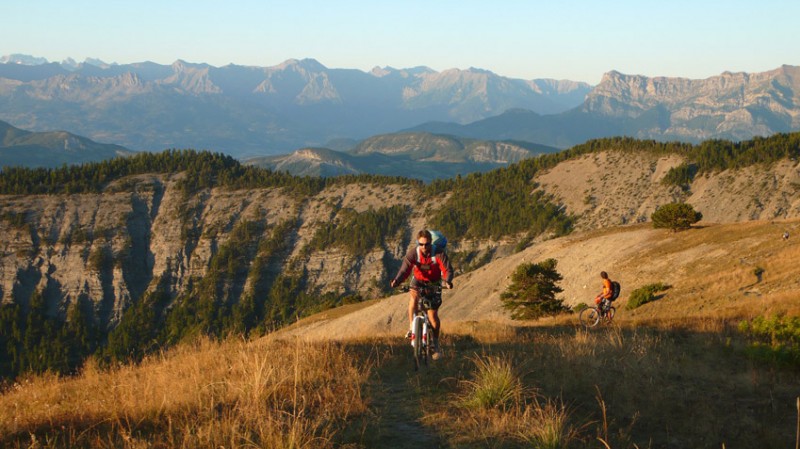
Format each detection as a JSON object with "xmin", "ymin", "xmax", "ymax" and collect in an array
[{"xmin": 365, "ymin": 344, "xmax": 447, "ymax": 448}]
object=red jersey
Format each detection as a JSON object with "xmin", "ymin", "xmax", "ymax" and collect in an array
[{"xmin": 392, "ymin": 246, "xmax": 453, "ymax": 285}]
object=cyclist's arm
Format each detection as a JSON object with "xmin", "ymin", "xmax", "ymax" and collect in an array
[
  {"xmin": 436, "ymin": 251, "xmax": 454, "ymax": 285},
  {"xmin": 391, "ymin": 249, "xmax": 415, "ymax": 286}
]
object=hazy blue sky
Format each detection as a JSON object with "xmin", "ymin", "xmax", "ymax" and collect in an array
[{"xmin": 3, "ymin": 0, "xmax": 798, "ymax": 84}]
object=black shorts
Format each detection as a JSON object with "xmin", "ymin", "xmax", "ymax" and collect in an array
[{"xmin": 411, "ymin": 278, "xmax": 442, "ymax": 310}]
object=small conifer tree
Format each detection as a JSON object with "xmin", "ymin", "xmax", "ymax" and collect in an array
[
  {"xmin": 500, "ymin": 258, "xmax": 568, "ymax": 320},
  {"xmin": 651, "ymin": 203, "xmax": 702, "ymax": 231}
]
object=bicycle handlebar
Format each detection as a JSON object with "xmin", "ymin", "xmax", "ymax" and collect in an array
[{"xmin": 396, "ymin": 281, "xmax": 451, "ymax": 293}]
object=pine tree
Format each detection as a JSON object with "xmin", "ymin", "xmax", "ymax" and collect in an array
[
  {"xmin": 651, "ymin": 203, "xmax": 703, "ymax": 231},
  {"xmin": 500, "ymin": 259, "xmax": 568, "ymax": 320}
]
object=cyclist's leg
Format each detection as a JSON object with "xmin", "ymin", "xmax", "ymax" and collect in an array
[
  {"xmin": 407, "ymin": 289, "xmax": 420, "ymax": 334},
  {"xmin": 427, "ymin": 308, "xmax": 440, "ymax": 341},
  {"xmin": 427, "ymin": 308, "xmax": 441, "ymax": 359}
]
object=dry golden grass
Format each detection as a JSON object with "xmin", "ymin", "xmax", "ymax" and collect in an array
[
  {"xmin": 0, "ymin": 337, "xmax": 372, "ymax": 448},
  {"xmin": 3, "ymin": 316, "xmax": 799, "ymax": 448},
  {"xmin": 448, "ymin": 354, "xmax": 579, "ymax": 449},
  {"xmin": 417, "ymin": 323, "xmax": 800, "ymax": 448}
]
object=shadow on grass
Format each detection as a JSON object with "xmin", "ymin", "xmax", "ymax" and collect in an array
[{"xmin": 349, "ymin": 322, "xmax": 800, "ymax": 449}]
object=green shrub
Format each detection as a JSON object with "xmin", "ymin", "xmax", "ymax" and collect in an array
[
  {"xmin": 572, "ymin": 303, "xmax": 588, "ymax": 313},
  {"xmin": 88, "ymin": 246, "xmax": 113, "ymax": 273},
  {"xmin": 305, "ymin": 205, "xmax": 408, "ymax": 257},
  {"xmin": 626, "ymin": 283, "xmax": 671, "ymax": 310},
  {"xmin": 738, "ymin": 314, "xmax": 800, "ymax": 367}
]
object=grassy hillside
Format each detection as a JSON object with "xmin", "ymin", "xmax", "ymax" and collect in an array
[{"xmin": 2, "ymin": 220, "xmax": 799, "ymax": 448}]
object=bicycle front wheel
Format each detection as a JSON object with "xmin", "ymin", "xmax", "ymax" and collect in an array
[
  {"xmin": 579, "ymin": 307, "xmax": 601, "ymax": 327},
  {"xmin": 412, "ymin": 316, "xmax": 424, "ymax": 371},
  {"xmin": 424, "ymin": 326, "xmax": 431, "ymax": 366}
]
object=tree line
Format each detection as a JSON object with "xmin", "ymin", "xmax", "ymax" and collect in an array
[
  {"xmin": 304, "ymin": 205, "xmax": 409, "ymax": 257},
  {"xmin": 0, "ymin": 149, "xmax": 421, "ymax": 196}
]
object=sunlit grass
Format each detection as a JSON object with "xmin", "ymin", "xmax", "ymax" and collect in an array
[{"xmin": 0, "ymin": 337, "xmax": 372, "ymax": 448}]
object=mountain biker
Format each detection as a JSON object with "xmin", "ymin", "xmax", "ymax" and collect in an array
[
  {"xmin": 390, "ymin": 230, "xmax": 454, "ymax": 360},
  {"xmin": 595, "ymin": 271, "xmax": 613, "ymax": 313}
]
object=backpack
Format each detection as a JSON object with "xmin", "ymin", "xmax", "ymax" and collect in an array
[
  {"xmin": 429, "ymin": 230, "xmax": 447, "ymax": 256},
  {"xmin": 417, "ymin": 229, "xmax": 447, "ymax": 264},
  {"xmin": 609, "ymin": 281, "xmax": 621, "ymax": 301}
]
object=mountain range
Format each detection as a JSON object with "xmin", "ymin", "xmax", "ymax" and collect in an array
[
  {"xmin": 245, "ymin": 132, "xmax": 558, "ymax": 181},
  {"xmin": 0, "ymin": 55, "xmax": 590, "ymax": 158},
  {"xmin": 411, "ymin": 65, "xmax": 800, "ymax": 146},
  {"xmin": 2, "ymin": 54, "xmax": 799, "ymax": 171}
]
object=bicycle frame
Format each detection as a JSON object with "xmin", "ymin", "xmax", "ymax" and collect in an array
[
  {"xmin": 579, "ymin": 300, "xmax": 616, "ymax": 328},
  {"xmin": 403, "ymin": 284, "xmax": 442, "ymax": 370}
]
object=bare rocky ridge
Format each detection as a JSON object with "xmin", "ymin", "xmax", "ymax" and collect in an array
[
  {"xmin": 281, "ymin": 218, "xmax": 800, "ymax": 341},
  {"xmin": 537, "ymin": 152, "xmax": 800, "ymax": 229},
  {"xmin": 414, "ymin": 65, "xmax": 800, "ymax": 149},
  {"xmin": 244, "ymin": 133, "xmax": 555, "ymax": 181},
  {"xmin": 585, "ymin": 66, "xmax": 800, "ymax": 141},
  {"xmin": 2, "ymin": 149, "xmax": 800, "ymax": 332}
]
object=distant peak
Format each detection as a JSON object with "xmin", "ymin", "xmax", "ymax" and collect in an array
[
  {"xmin": 278, "ymin": 58, "xmax": 326, "ymax": 72},
  {"xmin": 466, "ymin": 67, "xmax": 492, "ymax": 74},
  {"xmin": 171, "ymin": 59, "xmax": 212, "ymax": 71},
  {"xmin": 61, "ymin": 57, "xmax": 79, "ymax": 70},
  {"xmin": 0, "ymin": 54, "xmax": 49, "ymax": 65},
  {"xmin": 603, "ymin": 70, "xmax": 624, "ymax": 79},
  {"xmin": 83, "ymin": 57, "xmax": 114, "ymax": 68},
  {"xmin": 370, "ymin": 66, "xmax": 395, "ymax": 77}
]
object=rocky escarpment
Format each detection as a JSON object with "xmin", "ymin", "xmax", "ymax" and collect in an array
[
  {"xmin": 584, "ymin": 66, "xmax": 800, "ymax": 141},
  {"xmin": 3, "ymin": 148, "xmax": 800, "ymax": 333},
  {"xmin": 535, "ymin": 150, "xmax": 800, "ymax": 230},
  {"xmin": 0, "ymin": 175, "xmax": 425, "ymax": 329}
]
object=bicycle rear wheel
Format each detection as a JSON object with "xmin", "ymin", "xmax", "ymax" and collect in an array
[{"xmin": 579, "ymin": 307, "xmax": 601, "ymax": 327}]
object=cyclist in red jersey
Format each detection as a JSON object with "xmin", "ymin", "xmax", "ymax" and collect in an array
[{"xmin": 390, "ymin": 230, "xmax": 453, "ymax": 360}]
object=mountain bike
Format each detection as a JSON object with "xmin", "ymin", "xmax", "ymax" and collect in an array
[
  {"xmin": 401, "ymin": 284, "xmax": 442, "ymax": 371},
  {"xmin": 579, "ymin": 299, "xmax": 616, "ymax": 328}
]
